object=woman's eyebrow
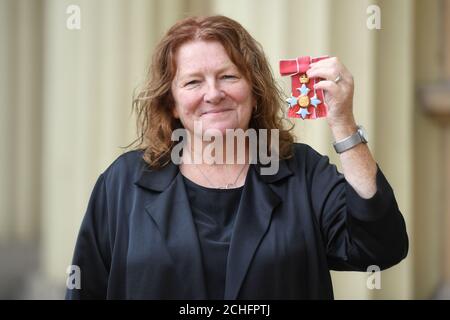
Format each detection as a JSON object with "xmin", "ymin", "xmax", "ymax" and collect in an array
[{"xmin": 178, "ymin": 64, "xmax": 238, "ymax": 79}]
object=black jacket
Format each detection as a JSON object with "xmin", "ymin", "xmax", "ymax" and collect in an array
[{"xmin": 66, "ymin": 143, "xmax": 408, "ymax": 299}]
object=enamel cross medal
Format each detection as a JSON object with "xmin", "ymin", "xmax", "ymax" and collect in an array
[{"xmin": 280, "ymin": 56, "xmax": 328, "ymax": 119}]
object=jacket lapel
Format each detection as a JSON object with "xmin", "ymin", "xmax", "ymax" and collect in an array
[
  {"xmin": 224, "ymin": 161, "xmax": 293, "ymax": 299},
  {"xmin": 135, "ymin": 157, "xmax": 293, "ymax": 300},
  {"xmin": 136, "ymin": 162, "xmax": 208, "ymax": 299}
]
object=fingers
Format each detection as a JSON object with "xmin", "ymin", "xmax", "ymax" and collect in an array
[
  {"xmin": 310, "ymin": 56, "xmax": 339, "ymax": 68},
  {"xmin": 313, "ymin": 80, "xmax": 340, "ymax": 95},
  {"xmin": 308, "ymin": 56, "xmax": 352, "ymax": 83},
  {"xmin": 306, "ymin": 67, "xmax": 340, "ymax": 83}
]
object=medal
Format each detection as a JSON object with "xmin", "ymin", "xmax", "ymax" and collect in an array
[{"xmin": 279, "ymin": 56, "xmax": 328, "ymax": 120}]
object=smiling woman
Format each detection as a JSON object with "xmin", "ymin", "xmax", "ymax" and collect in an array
[
  {"xmin": 131, "ymin": 15, "xmax": 294, "ymax": 172},
  {"xmin": 171, "ymin": 40, "xmax": 257, "ymax": 178},
  {"xmin": 66, "ymin": 15, "xmax": 408, "ymax": 300},
  {"xmin": 171, "ymin": 40, "xmax": 254, "ymax": 136}
]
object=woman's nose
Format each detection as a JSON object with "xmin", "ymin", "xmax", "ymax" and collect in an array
[{"xmin": 204, "ymin": 81, "xmax": 225, "ymax": 104}]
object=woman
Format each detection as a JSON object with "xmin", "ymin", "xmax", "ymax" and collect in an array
[{"xmin": 66, "ymin": 15, "xmax": 408, "ymax": 299}]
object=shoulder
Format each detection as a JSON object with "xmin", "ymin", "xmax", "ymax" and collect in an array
[
  {"xmin": 101, "ymin": 149, "xmax": 146, "ymax": 187},
  {"xmin": 289, "ymin": 142, "xmax": 329, "ymax": 169},
  {"xmin": 291, "ymin": 142, "xmax": 320, "ymax": 157},
  {"xmin": 286, "ymin": 142, "xmax": 340, "ymax": 183},
  {"xmin": 105, "ymin": 149, "xmax": 145, "ymax": 170}
]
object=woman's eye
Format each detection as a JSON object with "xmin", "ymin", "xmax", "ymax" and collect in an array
[
  {"xmin": 185, "ymin": 80, "xmax": 200, "ymax": 87},
  {"xmin": 222, "ymin": 75, "xmax": 237, "ymax": 79}
]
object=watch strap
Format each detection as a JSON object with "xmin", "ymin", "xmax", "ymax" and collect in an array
[{"xmin": 333, "ymin": 127, "xmax": 365, "ymax": 153}]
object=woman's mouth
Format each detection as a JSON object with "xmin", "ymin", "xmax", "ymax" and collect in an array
[{"xmin": 201, "ymin": 109, "xmax": 232, "ymax": 116}]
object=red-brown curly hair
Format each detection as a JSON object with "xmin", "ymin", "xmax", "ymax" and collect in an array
[{"xmin": 132, "ymin": 15, "xmax": 294, "ymax": 168}]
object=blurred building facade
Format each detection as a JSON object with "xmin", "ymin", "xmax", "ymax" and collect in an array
[{"xmin": 0, "ymin": 0, "xmax": 449, "ymax": 299}]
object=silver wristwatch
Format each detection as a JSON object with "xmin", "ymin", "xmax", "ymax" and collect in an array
[{"xmin": 333, "ymin": 125, "xmax": 368, "ymax": 154}]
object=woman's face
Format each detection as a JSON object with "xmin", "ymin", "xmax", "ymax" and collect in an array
[{"xmin": 171, "ymin": 40, "xmax": 254, "ymax": 136}]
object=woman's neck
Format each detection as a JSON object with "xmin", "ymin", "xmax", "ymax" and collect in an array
[{"xmin": 182, "ymin": 134, "xmax": 250, "ymax": 167}]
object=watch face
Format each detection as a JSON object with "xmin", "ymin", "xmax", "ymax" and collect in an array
[{"xmin": 358, "ymin": 126, "xmax": 368, "ymax": 143}]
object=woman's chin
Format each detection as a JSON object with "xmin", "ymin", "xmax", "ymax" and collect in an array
[
  {"xmin": 201, "ymin": 121, "xmax": 242, "ymax": 136},
  {"xmin": 202, "ymin": 126, "xmax": 231, "ymax": 137}
]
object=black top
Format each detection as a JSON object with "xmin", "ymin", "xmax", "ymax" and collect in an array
[
  {"xmin": 182, "ymin": 176, "xmax": 243, "ymax": 299},
  {"xmin": 66, "ymin": 143, "xmax": 408, "ymax": 299}
]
